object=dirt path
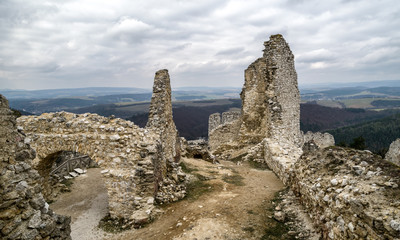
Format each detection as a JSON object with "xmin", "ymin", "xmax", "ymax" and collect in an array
[
  {"xmin": 109, "ymin": 158, "xmax": 284, "ymax": 240},
  {"xmin": 50, "ymin": 158, "xmax": 284, "ymax": 240},
  {"xmin": 50, "ymin": 168, "xmax": 111, "ymax": 240}
]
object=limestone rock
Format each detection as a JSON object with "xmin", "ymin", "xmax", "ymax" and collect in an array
[
  {"xmin": 303, "ymin": 131, "xmax": 335, "ymax": 149},
  {"xmin": 291, "ymin": 146, "xmax": 400, "ymax": 239},
  {"xmin": 385, "ymin": 138, "xmax": 400, "ymax": 167}
]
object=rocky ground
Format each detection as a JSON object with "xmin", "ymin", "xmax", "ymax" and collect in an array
[{"xmin": 50, "ymin": 158, "xmax": 320, "ymax": 240}]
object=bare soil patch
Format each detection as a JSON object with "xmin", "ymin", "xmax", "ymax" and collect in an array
[
  {"xmin": 50, "ymin": 158, "xmax": 285, "ymax": 240},
  {"xmin": 108, "ymin": 158, "xmax": 284, "ymax": 240}
]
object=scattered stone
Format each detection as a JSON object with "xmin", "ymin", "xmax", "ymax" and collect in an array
[
  {"xmin": 274, "ymin": 211, "xmax": 285, "ymax": 222},
  {"xmin": 74, "ymin": 168, "xmax": 84, "ymax": 174}
]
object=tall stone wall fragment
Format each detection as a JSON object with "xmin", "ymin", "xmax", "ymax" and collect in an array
[
  {"xmin": 209, "ymin": 34, "xmax": 302, "ymax": 153},
  {"xmin": 385, "ymin": 138, "xmax": 400, "ymax": 167},
  {"xmin": 146, "ymin": 69, "xmax": 180, "ymax": 163},
  {"xmin": 208, "ymin": 113, "xmax": 221, "ymax": 135},
  {"xmin": 239, "ymin": 34, "xmax": 302, "ymax": 146},
  {"xmin": 0, "ymin": 95, "xmax": 71, "ymax": 240},
  {"xmin": 146, "ymin": 69, "xmax": 186, "ymax": 204}
]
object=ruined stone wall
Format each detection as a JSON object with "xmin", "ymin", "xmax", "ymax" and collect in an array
[
  {"xmin": 291, "ymin": 147, "xmax": 400, "ymax": 239},
  {"xmin": 238, "ymin": 34, "xmax": 301, "ymax": 146},
  {"xmin": 0, "ymin": 95, "xmax": 71, "ymax": 240},
  {"xmin": 208, "ymin": 120, "xmax": 241, "ymax": 152},
  {"xmin": 385, "ymin": 138, "xmax": 400, "ymax": 167},
  {"xmin": 146, "ymin": 69, "xmax": 185, "ymax": 203},
  {"xmin": 17, "ymin": 112, "xmax": 160, "ymax": 226},
  {"xmin": 208, "ymin": 113, "xmax": 221, "ymax": 136},
  {"xmin": 263, "ymin": 35, "xmax": 302, "ymax": 146},
  {"xmin": 221, "ymin": 111, "xmax": 241, "ymax": 125},
  {"xmin": 12, "ymin": 69, "xmax": 186, "ymax": 228},
  {"xmin": 209, "ymin": 35, "xmax": 302, "ymax": 152},
  {"xmin": 208, "ymin": 111, "xmax": 241, "ymax": 151},
  {"xmin": 303, "ymin": 131, "xmax": 335, "ymax": 149}
]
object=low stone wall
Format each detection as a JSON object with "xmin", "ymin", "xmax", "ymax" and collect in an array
[
  {"xmin": 291, "ymin": 147, "xmax": 400, "ymax": 239},
  {"xmin": 208, "ymin": 119, "xmax": 241, "ymax": 151},
  {"xmin": 385, "ymin": 138, "xmax": 400, "ymax": 167},
  {"xmin": 263, "ymin": 138, "xmax": 303, "ymax": 185},
  {"xmin": 0, "ymin": 95, "xmax": 71, "ymax": 240}
]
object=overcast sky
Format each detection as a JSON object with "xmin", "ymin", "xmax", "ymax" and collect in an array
[{"xmin": 0, "ymin": 0, "xmax": 399, "ymax": 90}]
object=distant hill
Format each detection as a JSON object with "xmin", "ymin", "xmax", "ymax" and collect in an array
[
  {"xmin": 1, "ymin": 87, "xmax": 150, "ymax": 99},
  {"xmin": 327, "ymin": 114, "xmax": 400, "ymax": 153},
  {"xmin": 301, "ymin": 86, "xmax": 400, "ymax": 101},
  {"xmin": 299, "ymin": 103, "xmax": 400, "ymax": 132}
]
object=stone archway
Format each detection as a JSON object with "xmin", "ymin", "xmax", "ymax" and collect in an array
[
  {"xmin": 36, "ymin": 150, "xmax": 95, "ymax": 202},
  {"xmin": 17, "ymin": 111, "xmax": 161, "ymax": 226},
  {"xmin": 14, "ymin": 69, "xmax": 187, "ymax": 229}
]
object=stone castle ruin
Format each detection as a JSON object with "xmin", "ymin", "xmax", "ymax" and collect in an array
[
  {"xmin": 1, "ymin": 34, "xmax": 400, "ymax": 239},
  {"xmin": 207, "ymin": 34, "xmax": 400, "ymax": 239},
  {"xmin": 0, "ymin": 70, "xmax": 186, "ymax": 239}
]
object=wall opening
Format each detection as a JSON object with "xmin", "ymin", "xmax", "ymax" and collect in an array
[
  {"xmin": 39, "ymin": 151, "xmax": 109, "ymax": 239},
  {"xmin": 36, "ymin": 151, "xmax": 97, "ymax": 202}
]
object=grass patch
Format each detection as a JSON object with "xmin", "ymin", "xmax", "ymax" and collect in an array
[
  {"xmin": 222, "ymin": 174, "xmax": 245, "ymax": 186},
  {"xmin": 261, "ymin": 220, "xmax": 293, "ymax": 240},
  {"xmin": 261, "ymin": 188, "xmax": 295, "ymax": 240},
  {"xmin": 180, "ymin": 161, "xmax": 198, "ymax": 173},
  {"xmin": 98, "ymin": 215, "xmax": 132, "ymax": 233},
  {"xmin": 185, "ymin": 173, "xmax": 218, "ymax": 201}
]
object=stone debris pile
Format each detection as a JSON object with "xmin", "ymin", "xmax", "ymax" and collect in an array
[{"xmin": 292, "ymin": 146, "xmax": 400, "ymax": 239}]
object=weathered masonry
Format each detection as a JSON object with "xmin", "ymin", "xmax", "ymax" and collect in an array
[
  {"xmin": 14, "ymin": 70, "xmax": 186, "ymax": 231},
  {"xmin": 0, "ymin": 95, "xmax": 71, "ymax": 240},
  {"xmin": 208, "ymin": 34, "xmax": 400, "ymax": 239}
]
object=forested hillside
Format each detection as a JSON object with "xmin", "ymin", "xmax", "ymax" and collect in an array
[
  {"xmin": 300, "ymin": 103, "xmax": 399, "ymax": 132},
  {"xmin": 327, "ymin": 114, "xmax": 400, "ymax": 153}
]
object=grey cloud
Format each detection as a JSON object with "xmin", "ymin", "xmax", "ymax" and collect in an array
[
  {"xmin": 0, "ymin": 0, "xmax": 399, "ymax": 90},
  {"xmin": 216, "ymin": 47, "xmax": 245, "ymax": 56}
]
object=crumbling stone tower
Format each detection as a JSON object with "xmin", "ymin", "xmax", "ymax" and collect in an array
[
  {"xmin": 209, "ymin": 34, "xmax": 302, "ymax": 150},
  {"xmin": 239, "ymin": 34, "xmax": 302, "ymax": 146},
  {"xmin": 146, "ymin": 69, "xmax": 184, "ymax": 203}
]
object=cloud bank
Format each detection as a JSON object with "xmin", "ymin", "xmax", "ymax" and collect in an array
[{"xmin": 0, "ymin": 0, "xmax": 399, "ymax": 90}]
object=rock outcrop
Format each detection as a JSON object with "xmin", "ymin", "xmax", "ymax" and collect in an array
[
  {"xmin": 0, "ymin": 95, "xmax": 71, "ymax": 240},
  {"xmin": 303, "ymin": 131, "xmax": 335, "ymax": 149},
  {"xmin": 385, "ymin": 138, "xmax": 400, "ymax": 167}
]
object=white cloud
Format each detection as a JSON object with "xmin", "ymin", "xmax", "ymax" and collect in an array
[{"xmin": 0, "ymin": 0, "xmax": 399, "ymax": 90}]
